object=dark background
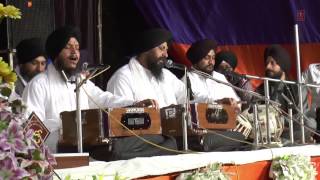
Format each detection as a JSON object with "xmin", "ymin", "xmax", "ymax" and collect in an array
[{"xmin": 0, "ymin": 0, "xmax": 149, "ymax": 88}]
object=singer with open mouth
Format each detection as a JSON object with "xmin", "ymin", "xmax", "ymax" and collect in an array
[{"xmin": 22, "ymin": 26, "xmax": 156, "ymax": 154}]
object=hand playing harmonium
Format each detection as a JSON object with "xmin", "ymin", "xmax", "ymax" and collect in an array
[
  {"xmin": 215, "ymin": 98, "xmax": 241, "ymax": 114},
  {"xmin": 132, "ymin": 99, "xmax": 159, "ymax": 109}
]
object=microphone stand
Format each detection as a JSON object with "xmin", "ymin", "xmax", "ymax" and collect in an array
[
  {"xmin": 182, "ymin": 67, "xmax": 189, "ymax": 151},
  {"xmin": 189, "ymin": 68, "xmax": 281, "ymax": 107},
  {"xmin": 75, "ymin": 74, "xmax": 83, "ymax": 153},
  {"xmin": 62, "ymin": 69, "xmax": 100, "ymax": 153},
  {"xmin": 189, "ymin": 68, "xmax": 282, "ymax": 146},
  {"xmin": 281, "ymin": 93, "xmax": 294, "ymax": 145}
]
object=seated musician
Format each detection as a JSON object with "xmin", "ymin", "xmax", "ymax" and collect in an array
[
  {"xmin": 214, "ymin": 50, "xmax": 254, "ymax": 111},
  {"xmin": 256, "ymin": 44, "xmax": 317, "ymax": 143},
  {"xmin": 185, "ymin": 39, "xmax": 247, "ymax": 151},
  {"xmin": 107, "ymin": 28, "xmax": 184, "ymax": 159},
  {"xmin": 22, "ymin": 26, "xmax": 156, "ymax": 154}
]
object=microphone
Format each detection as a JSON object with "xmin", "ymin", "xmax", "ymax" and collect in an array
[
  {"xmin": 165, "ymin": 59, "xmax": 186, "ymax": 70},
  {"xmin": 82, "ymin": 62, "xmax": 110, "ymax": 71}
]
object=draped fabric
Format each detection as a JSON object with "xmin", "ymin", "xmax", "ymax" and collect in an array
[
  {"xmin": 134, "ymin": 0, "xmax": 320, "ymax": 87},
  {"xmin": 54, "ymin": 0, "xmax": 98, "ymax": 65}
]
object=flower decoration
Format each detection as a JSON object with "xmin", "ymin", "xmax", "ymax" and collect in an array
[
  {"xmin": 270, "ymin": 154, "xmax": 317, "ymax": 180},
  {"xmin": 0, "ymin": 57, "xmax": 17, "ymax": 86},
  {"xmin": 176, "ymin": 163, "xmax": 230, "ymax": 180},
  {"xmin": 0, "ymin": 3, "xmax": 21, "ymax": 20},
  {"xmin": 0, "ymin": 57, "xmax": 56, "ymax": 178}
]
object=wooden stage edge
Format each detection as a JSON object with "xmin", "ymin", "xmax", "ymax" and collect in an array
[{"xmin": 139, "ymin": 156, "xmax": 320, "ymax": 180}]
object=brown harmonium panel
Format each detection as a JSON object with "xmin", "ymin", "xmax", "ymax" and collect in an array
[
  {"xmin": 160, "ymin": 105, "xmax": 185, "ymax": 137},
  {"xmin": 59, "ymin": 109, "xmax": 104, "ymax": 147},
  {"xmin": 191, "ymin": 103, "xmax": 236, "ymax": 130},
  {"xmin": 106, "ymin": 107, "xmax": 161, "ymax": 137}
]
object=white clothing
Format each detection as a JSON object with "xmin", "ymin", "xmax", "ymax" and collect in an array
[
  {"xmin": 22, "ymin": 64, "xmax": 134, "ymax": 152},
  {"xmin": 107, "ymin": 57, "xmax": 185, "ymax": 108},
  {"xmin": 187, "ymin": 70, "xmax": 240, "ymax": 103},
  {"xmin": 302, "ymin": 63, "xmax": 320, "ymax": 117}
]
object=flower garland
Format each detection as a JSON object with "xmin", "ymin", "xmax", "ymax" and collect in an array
[
  {"xmin": 270, "ymin": 154, "xmax": 317, "ymax": 180},
  {"xmin": 0, "ymin": 3, "xmax": 21, "ymax": 20},
  {"xmin": 0, "ymin": 6, "xmax": 57, "ymax": 178},
  {"xmin": 176, "ymin": 163, "xmax": 230, "ymax": 180}
]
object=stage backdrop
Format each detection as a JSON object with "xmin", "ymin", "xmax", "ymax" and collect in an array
[{"xmin": 134, "ymin": 0, "xmax": 320, "ymax": 88}]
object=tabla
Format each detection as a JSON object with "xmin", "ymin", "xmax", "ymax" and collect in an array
[
  {"xmin": 232, "ymin": 111, "xmax": 252, "ymax": 139},
  {"xmin": 248, "ymin": 105, "xmax": 284, "ymax": 143}
]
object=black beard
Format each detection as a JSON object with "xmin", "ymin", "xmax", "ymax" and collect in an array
[
  {"xmin": 265, "ymin": 69, "xmax": 282, "ymax": 79},
  {"xmin": 147, "ymin": 57, "xmax": 165, "ymax": 81},
  {"xmin": 54, "ymin": 58, "xmax": 77, "ymax": 78}
]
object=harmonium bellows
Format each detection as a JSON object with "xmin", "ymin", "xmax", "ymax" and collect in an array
[{"xmin": 60, "ymin": 109, "xmax": 104, "ymax": 147}]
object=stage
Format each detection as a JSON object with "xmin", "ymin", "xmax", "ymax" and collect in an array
[{"xmin": 54, "ymin": 144, "xmax": 320, "ymax": 179}]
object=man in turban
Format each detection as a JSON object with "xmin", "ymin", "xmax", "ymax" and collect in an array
[
  {"xmin": 185, "ymin": 39, "xmax": 247, "ymax": 151},
  {"xmin": 22, "ymin": 26, "xmax": 155, "ymax": 153},
  {"xmin": 256, "ymin": 44, "xmax": 317, "ymax": 143},
  {"xmin": 214, "ymin": 50, "xmax": 253, "ymax": 111},
  {"xmin": 107, "ymin": 28, "xmax": 185, "ymax": 108},
  {"xmin": 107, "ymin": 28, "xmax": 184, "ymax": 159},
  {"xmin": 15, "ymin": 38, "xmax": 47, "ymax": 96},
  {"xmin": 186, "ymin": 39, "xmax": 240, "ymax": 107}
]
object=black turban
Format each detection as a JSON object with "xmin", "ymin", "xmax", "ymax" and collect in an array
[
  {"xmin": 186, "ymin": 39, "xmax": 217, "ymax": 64},
  {"xmin": 45, "ymin": 26, "xmax": 81, "ymax": 60},
  {"xmin": 214, "ymin": 50, "xmax": 238, "ymax": 70},
  {"xmin": 16, "ymin": 38, "xmax": 46, "ymax": 65},
  {"xmin": 134, "ymin": 28, "xmax": 172, "ymax": 55},
  {"xmin": 264, "ymin": 44, "xmax": 291, "ymax": 72}
]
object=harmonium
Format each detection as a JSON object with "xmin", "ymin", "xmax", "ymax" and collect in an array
[
  {"xmin": 59, "ymin": 107, "xmax": 161, "ymax": 147},
  {"xmin": 161, "ymin": 103, "xmax": 237, "ymax": 137},
  {"xmin": 59, "ymin": 103, "xmax": 237, "ymax": 146}
]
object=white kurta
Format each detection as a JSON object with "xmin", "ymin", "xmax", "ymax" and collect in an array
[
  {"xmin": 187, "ymin": 71, "xmax": 240, "ymax": 103},
  {"xmin": 22, "ymin": 64, "xmax": 134, "ymax": 152},
  {"xmin": 302, "ymin": 63, "xmax": 320, "ymax": 118},
  {"xmin": 107, "ymin": 57, "xmax": 185, "ymax": 108}
]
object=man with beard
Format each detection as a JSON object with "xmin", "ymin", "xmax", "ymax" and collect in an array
[
  {"xmin": 15, "ymin": 38, "xmax": 47, "ymax": 96},
  {"xmin": 256, "ymin": 44, "xmax": 317, "ymax": 143},
  {"xmin": 22, "ymin": 26, "xmax": 156, "ymax": 153},
  {"xmin": 106, "ymin": 28, "xmax": 183, "ymax": 160},
  {"xmin": 185, "ymin": 39, "xmax": 246, "ymax": 151},
  {"xmin": 107, "ymin": 28, "xmax": 185, "ymax": 107},
  {"xmin": 214, "ymin": 50, "xmax": 253, "ymax": 111},
  {"xmin": 186, "ymin": 39, "xmax": 240, "ymax": 107}
]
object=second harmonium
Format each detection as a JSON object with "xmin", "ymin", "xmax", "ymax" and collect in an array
[{"xmin": 190, "ymin": 103, "xmax": 237, "ymax": 130}]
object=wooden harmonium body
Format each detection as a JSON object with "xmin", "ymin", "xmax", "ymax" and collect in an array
[
  {"xmin": 106, "ymin": 107, "xmax": 161, "ymax": 137},
  {"xmin": 60, "ymin": 109, "xmax": 104, "ymax": 147},
  {"xmin": 59, "ymin": 107, "xmax": 161, "ymax": 146},
  {"xmin": 190, "ymin": 103, "xmax": 236, "ymax": 130},
  {"xmin": 161, "ymin": 103, "xmax": 237, "ymax": 137}
]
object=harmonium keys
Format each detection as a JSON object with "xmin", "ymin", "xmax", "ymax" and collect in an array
[
  {"xmin": 191, "ymin": 103, "xmax": 237, "ymax": 130},
  {"xmin": 106, "ymin": 107, "xmax": 161, "ymax": 137}
]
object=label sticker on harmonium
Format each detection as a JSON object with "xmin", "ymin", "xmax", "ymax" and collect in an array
[
  {"xmin": 125, "ymin": 108, "xmax": 145, "ymax": 113},
  {"xmin": 164, "ymin": 107, "xmax": 177, "ymax": 119}
]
